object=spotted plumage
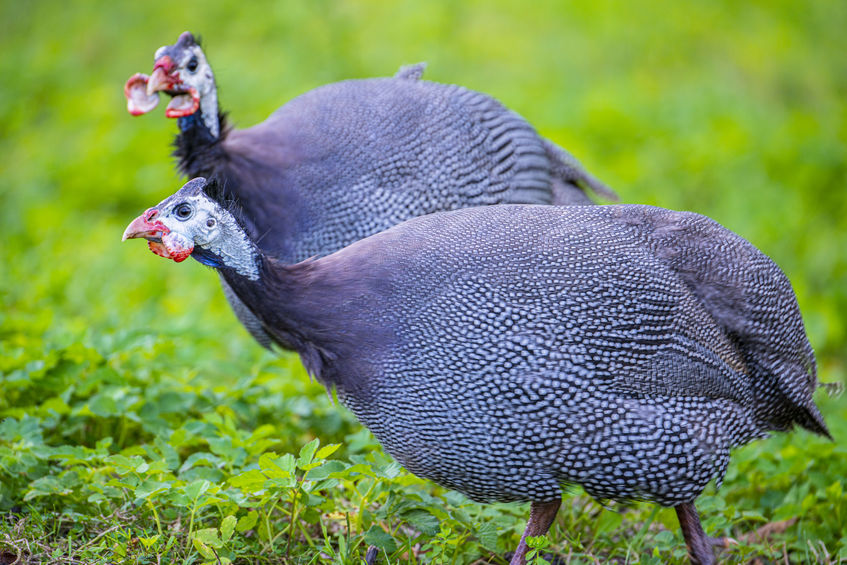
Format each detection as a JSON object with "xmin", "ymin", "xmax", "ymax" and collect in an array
[
  {"xmin": 125, "ymin": 181, "xmax": 828, "ymax": 561},
  {"xmin": 126, "ymin": 32, "xmax": 615, "ymax": 349}
]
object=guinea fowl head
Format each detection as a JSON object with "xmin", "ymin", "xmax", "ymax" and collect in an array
[
  {"xmin": 124, "ymin": 31, "xmax": 219, "ymax": 136},
  {"xmin": 123, "ymin": 178, "xmax": 258, "ymax": 279}
]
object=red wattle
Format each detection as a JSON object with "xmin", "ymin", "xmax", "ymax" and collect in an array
[
  {"xmin": 124, "ymin": 73, "xmax": 159, "ymax": 116},
  {"xmin": 161, "ymin": 231, "xmax": 194, "ymax": 262},
  {"xmin": 164, "ymin": 88, "xmax": 201, "ymax": 118}
]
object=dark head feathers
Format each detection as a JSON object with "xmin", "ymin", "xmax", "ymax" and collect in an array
[
  {"xmin": 156, "ymin": 31, "xmax": 203, "ymax": 64},
  {"xmin": 176, "ymin": 31, "xmax": 201, "ymax": 48},
  {"xmin": 179, "ymin": 177, "xmax": 237, "ymax": 214},
  {"xmin": 177, "ymin": 176, "xmax": 207, "ymax": 197},
  {"xmin": 180, "ymin": 177, "xmax": 251, "ymax": 235}
]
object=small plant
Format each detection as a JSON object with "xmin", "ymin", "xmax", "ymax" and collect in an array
[{"xmin": 526, "ymin": 535, "xmax": 552, "ymax": 565}]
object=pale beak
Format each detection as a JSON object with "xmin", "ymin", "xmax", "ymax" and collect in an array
[
  {"xmin": 122, "ymin": 209, "xmax": 193, "ymax": 262},
  {"xmin": 147, "ymin": 56, "xmax": 177, "ymax": 95},
  {"xmin": 123, "ymin": 209, "xmax": 165, "ymax": 241}
]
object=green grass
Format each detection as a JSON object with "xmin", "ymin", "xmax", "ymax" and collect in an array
[{"xmin": 2, "ymin": 1, "xmax": 846, "ymax": 563}]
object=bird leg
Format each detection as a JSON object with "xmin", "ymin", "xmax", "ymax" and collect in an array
[
  {"xmin": 364, "ymin": 545, "xmax": 379, "ymax": 565},
  {"xmin": 676, "ymin": 502, "xmax": 716, "ymax": 565},
  {"xmin": 509, "ymin": 498, "xmax": 562, "ymax": 565}
]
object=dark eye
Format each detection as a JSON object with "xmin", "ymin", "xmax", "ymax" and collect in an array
[
  {"xmin": 206, "ymin": 218, "xmax": 216, "ymax": 228},
  {"xmin": 186, "ymin": 56, "xmax": 199, "ymax": 73},
  {"xmin": 175, "ymin": 203, "xmax": 193, "ymax": 220}
]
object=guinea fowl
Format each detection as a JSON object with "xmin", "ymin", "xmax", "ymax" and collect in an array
[
  {"xmin": 124, "ymin": 31, "xmax": 615, "ymax": 348},
  {"xmin": 124, "ymin": 178, "xmax": 829, "ymax": 565}
]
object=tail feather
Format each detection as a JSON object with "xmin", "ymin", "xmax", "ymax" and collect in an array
[
  {"xmin": 779, "ymin": 343, "xmax": 830, "ymax": 439},
  {"xmin": 542, "ymin": 138, "xmax": 618, "ymax": 203},
  {"xmin": 394, "ymin": 62, "xmax": 427, "ymax": 81},
  {"xmin": 796, "ymin": 402, "xmax": 832, "ymax": 439}
]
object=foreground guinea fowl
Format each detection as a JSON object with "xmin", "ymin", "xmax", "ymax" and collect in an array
[
  {"xmin": 124, "ymin": 178, "xmax": 829, "ymax": 565},
  {"xmin": 124, "ymin": 31, "xmax": 615, "ymax": 348}
]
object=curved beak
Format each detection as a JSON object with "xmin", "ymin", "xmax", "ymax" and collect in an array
[
  {"xmin": 147, "ymin": 55, "xmax": 178, "ymax": 95},
  {"xmin": 123, "ymin": 208, "xmax": 165, "ymax": 241},
  {"xmin": 123, "ymin": 209, "xmax": 193, "ymax": 262}
]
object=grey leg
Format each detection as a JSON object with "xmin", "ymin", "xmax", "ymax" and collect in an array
[
  {"xmin": 509, "ymin": 498, "xmax": 562, "ymax": 565},
  {"xmin": 676, "ymin": 503, "xmax": 716, "ymax": 565}
]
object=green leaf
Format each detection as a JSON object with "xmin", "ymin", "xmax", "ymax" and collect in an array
[
  {"xmin": 180, "ymin": 452, "xmax": 223, "ymax": 473},
  {"xmin": 138, "ymin": 535, "xmax": 159, "ymax": 549},
  {"xmin": 403, "ymin": 509, "xmax": 440, "ymax": 536},
  {"xmin": 154, "ymin": 436, "xmax": 180, "ymax": 471},
  {"xmin": 364, "ymin": 525, "xmax": 397, "ymax": 553},
  {"xmin": 134, "ymin": 479, "xmax": 169, "ymax": 500},
  {"xmin": 202, "ymin": 559, "xmax": 231, "ymax": 565},
  {"xmin": 25, "ymin": 476, "xmax": 69, "ymax": 500},
  {"xmin": 236, "ymin": 511, "xmax": 259, "ymax": 533},
  {"xmin": 220, "ymin": 515, "xmax": 236, "ymax": 542},
  {"xmin": 476, "ymin": 522, "xmax": 500, "ymax": 552},
  {"xmin": 209, "ymin": 437, "xmax": 246, "ymax": 464},
  {"xmin": 653, "ymin": 530, "xmax": 675, "ymax": 549},
  {"xmin": 595, "ymin": 508, "xmax": 624, "ymax": 535},
  {"xmin": 229, "ymin": 469, "xmax": 267, "ymax": 490},
  {"xmin": 826, "ymin": 480, "xmax": 843, "ymax": 500},
  {"xmin": 314, "ymin": 443, "xmax": 341, "ymax": 460},
  {"xmin": 376, "ymin": 461, "xmax": 403, "ymax": 479},
  {"xmin": 260, "ymin": 453, "xmax": 294, "ymax": 477},
  {"xmin": 192, "ymin": 538, "xmax": 216, "ymax": 559},
  {"xmin": 297, "ymin": 438, "xmax": 320, "ymax": 470},
  {"xmin": 88, "ymin": 393, "xmax": 118, "ymax": 417},
  {"xmin": 106, "ymin": 454, "xmax": 144, "ymax": 475},
  {"xmin": 257, "ymin": 517, "xmax": 272, "ymax": 542},
  {"xmin": 183, "ymin": 479, "xmax": 211, "ymax": 501},
  {"xmin": 304, "ymin": 460, "xmax": 347, "ymax": 481},
  {"xmin": 193, "ymin": 528, "xmax": 222, "ymax": 549}
]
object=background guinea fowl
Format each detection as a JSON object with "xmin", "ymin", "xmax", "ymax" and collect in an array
[
  {"xmin": 124, "ymin": 178, "xmax": 829, "ymax": 565},
  {"xmin": 124, "ymin": 31, "xmax": 616, "ymax": 349}
]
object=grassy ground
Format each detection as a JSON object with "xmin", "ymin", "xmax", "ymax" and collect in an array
[{"xmin": 2, "ymin": 1, "xmax": 846, "ymax": 563}]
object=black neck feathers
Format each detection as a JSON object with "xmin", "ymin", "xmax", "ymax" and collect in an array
[{"xmin": 173, "ymin": 110, "xmax": 230, "ymax": 180}]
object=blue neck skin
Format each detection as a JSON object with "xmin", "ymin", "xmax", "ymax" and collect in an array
[
  {"xmin": 178, "ymin": 110, "xmax": 219, "ymax": 142},
  {"xmin": 178, "ymin": 113, "xmax": 198, "ymax": 132},
  {"xmin": 191, "ymin": 246, "xmax": 223, "ymax": 268}
]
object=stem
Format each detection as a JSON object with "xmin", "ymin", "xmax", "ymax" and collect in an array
[
  {"xmin": 449, "ymin": 532, "xmax": 467, "ymax": 565},
  {"xmin": 298, "ymin": 520, "xmax": 318, "ymax": 550},
  {"xmin": 148, "ymin": 499, "xmax": 163, "ymax": 537},
  {"xmin": 286, "ymin": 479, "xmax": 303, "ymax": 556},
  {"xmin": 346, "ymin": 512, "xmax": 351, "ymax": 555},
  {"xmin": 261, "ymin": 495, "xmax": 286, "ymax": 554},
  {"xmin": 632, "ymin": 505, "xmax": 660, "ymax": 549},
  {"xmin": 355, "ymin": 479, "xmax": 379, "ymax": 532},
  {"xmin": 185, "ymin": 497, "xmax": 199, "ymax": 552},
  {"xmin": 118, "ymin": 416, "xmax": 128, "ymax": 447}
]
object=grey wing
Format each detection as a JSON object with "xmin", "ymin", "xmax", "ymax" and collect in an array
[
  {"xmin": 248, "ymin": 78, "xmax": 563, "ymax": 260},
  {"xmin": 390, "ymin": 80, "xmax": 558, "ymax": 206},
  {"xmin": 414, "ymin": 82, "xmax": 614, "ymax": 206}
]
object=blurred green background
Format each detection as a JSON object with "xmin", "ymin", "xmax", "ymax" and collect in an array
[
  {"xmin": 1, "ymin": 0, "xmax": 846, "ymax": 562},
  {"xmin": 2, "ymin": 0, "xmax": 845, "ymax": 367}
]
